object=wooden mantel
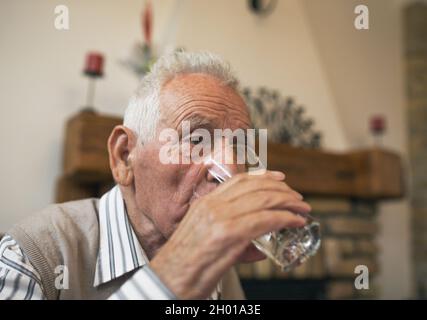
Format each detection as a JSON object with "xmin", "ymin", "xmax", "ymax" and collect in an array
[
  {"xmin": 268, "ymin": 143, "xmax": 404, "ymax": 199},
  {"xmin": 58, "ymin": 111, "xmax": 404, "ymax": 201}
]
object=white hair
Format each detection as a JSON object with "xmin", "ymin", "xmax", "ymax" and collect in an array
[{"xmin": 123, "ymin": 50, "xmax": 240, "ymax": 144}]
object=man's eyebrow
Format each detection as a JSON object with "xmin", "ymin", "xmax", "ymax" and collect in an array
[
  {"xmin": 183, "ymin": 115, "xmax": 216, "ymax": 131},
  {"xmin": 172, "ymin": 114, "xmax": 217, "ymax": 140}
]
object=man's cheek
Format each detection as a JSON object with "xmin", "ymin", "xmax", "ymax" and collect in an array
[{"xmin": 160, "ymin": 205, "xmax": 189, "ymax": 237}]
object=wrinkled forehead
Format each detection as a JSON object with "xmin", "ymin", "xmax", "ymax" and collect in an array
[{"xmin": 158, "ymin": 73, "xmax": 251, "ymax": 131}]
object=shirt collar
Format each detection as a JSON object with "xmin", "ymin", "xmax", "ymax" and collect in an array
[{"xmin": 93, "ymin": 185, "xmax": 148, "ymax": 287}]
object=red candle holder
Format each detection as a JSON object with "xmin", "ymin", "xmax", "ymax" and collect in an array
[
  {"xmin": 84, "ymin": 52, "xmax": 104, "ymax": 77},
  {"xmin": 370, "ymin": 115, "xmax": 386, "ymax": 135},
  {"xmin": 83, "ymin": 52, "xmax": 104, "ymax": 109},
  {"xmin": 370, "ymin": 115, "xmax": 386, "ymax": 147}
]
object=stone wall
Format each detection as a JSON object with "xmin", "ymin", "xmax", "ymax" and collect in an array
[
  {"xmin": 405, "ymin": 2, "xmax": 427, "ymax": 299},
  {"xmin": 236, "ymin": 197, "xmax": 379, "ymax": 299}
]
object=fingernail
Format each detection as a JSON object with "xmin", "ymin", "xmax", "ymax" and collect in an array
[{"xmin": 271, "ymin": 171, "xmax": 285, "ymax": 179}]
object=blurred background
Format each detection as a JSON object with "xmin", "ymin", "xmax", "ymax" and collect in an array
[{"xmin": 0, "ymin": 0, "xmax": 426, "ymax": 299}]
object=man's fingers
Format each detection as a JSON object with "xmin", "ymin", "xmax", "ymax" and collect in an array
[
  {"xmin": 215, "ymin": 174, "xmax": 302, "ymax": 202},
  {"xmin": 219, "ymin": 190, "xmax": 311, "ymax": 219},
  {"xmin": 233, "ymin": 209, "xmax": 307, "ymax": 241},
  {"xmin": 255, "ymin": 170, "xmax": 285, "ymax": 180}
]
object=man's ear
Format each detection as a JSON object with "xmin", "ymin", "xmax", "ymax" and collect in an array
[{"xmin": 108, "ymin": 125, "xmax": 137, "ymax": 186}]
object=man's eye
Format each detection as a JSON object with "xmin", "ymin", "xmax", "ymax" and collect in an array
[{"xmin": 191, "ymin": 135, "xmax": 203, "ymax": 145}]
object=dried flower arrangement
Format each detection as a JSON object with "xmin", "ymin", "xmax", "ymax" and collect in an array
[{"xmin": 242, "ymin": 87, "xmax": 322, "ymax": 148}]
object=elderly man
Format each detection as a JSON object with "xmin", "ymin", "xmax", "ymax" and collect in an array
[{"xmin": 0, "ymin": 51, "xmax": 310, "ymax": 300}]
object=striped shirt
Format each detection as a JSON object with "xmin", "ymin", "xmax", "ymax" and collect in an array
[{"xmin": 0, "ymin": 185, "xmax": 222, "ymax": 300}]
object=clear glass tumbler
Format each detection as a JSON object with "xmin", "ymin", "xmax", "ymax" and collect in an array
[{"xmin": 202, "ymin": 155, "xmax": 321, "ymax": 272}]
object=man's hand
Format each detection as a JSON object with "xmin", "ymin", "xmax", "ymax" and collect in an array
[{"xmin": 150, "ymin": 171, "xmax": 311, "ymax": 299}]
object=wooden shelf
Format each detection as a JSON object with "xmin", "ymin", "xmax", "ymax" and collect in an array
[{"xmin": 268, "ymin": 143, "xmax": 404, "ymax": 199}]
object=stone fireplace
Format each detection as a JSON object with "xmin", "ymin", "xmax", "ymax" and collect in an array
[
  {"xmin": 236, "ymin": 144, "xmax": 402, "ymax": 299},
  {"xmin": 405, "ymin": 2, "xmax": 427, "ymax": 299},
  {"xmin": 238, "ymin": 197, "xmax": 380, "ymax": 299}
]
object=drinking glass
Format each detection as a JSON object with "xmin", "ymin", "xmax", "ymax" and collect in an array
[{"xmin": 200, "ymin": 152, "xmax": 321, "ymax": 272}]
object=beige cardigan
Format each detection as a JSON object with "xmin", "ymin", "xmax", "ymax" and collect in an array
[{"xmin": 8, "ymin": 198, "xmax": 245, "ymax": 300}]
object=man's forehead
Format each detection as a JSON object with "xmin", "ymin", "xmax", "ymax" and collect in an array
[
  {"xmin": 159, "ymin": 73, "xmax": 251, "ymax": 130},
  {"xmin": 162, "ymin": 73, "xmax": 236, "ymax": 96}
]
